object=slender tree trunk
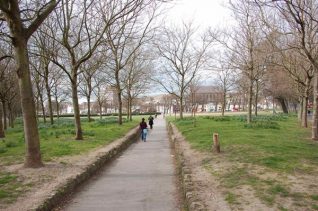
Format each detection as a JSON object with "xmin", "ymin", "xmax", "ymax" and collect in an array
[
  {"xmin": 57, "ymin": 101, "xmax": 60, "ymax": 119},
  {"xmin": 16, "ymin": 39, "xmax": 43, "ymax": 167},
  {"xmin": 116, "ymin": 86, "xmax": 123, "ymax": 125},
  {"xmin": 128, "ymin": 94, "xmax": 133, "ymax": 121},
  {"xmin": 247, "ymin": 78, "xmax": 253, "ymax": 124},
  {"xmin": 277, "ymin": 97, "xmax": 288, "ymax": 113},
  {"xmin": 98, "ymin": 101, "xmax": 102, "ymax": 120},
  {"xmin": 298, "ymin": 97, "xmax": 303, "ymax": 122},
  {"xmin": 71, "ymin": 81, "xmax": 83, "ymax": 140},
  {"xmin": 39, "ymin": 93, "xmax": 46, "ymax": 123},
  {"xmin": 301, "ymin": 96, "xmax": 308, "ymax": 128},
  {"xmin": 255, "ymin": 81, "xmax": 259, "ymax": 116},
  {"xmin": 312, "ymin": 73, "xmax": 318, "ymax": 140},
  {"xmin": 87, "ymin": 95, "xmax": 91, "ymax": 122},
  {"xmin": 179, "ymin": 97, "xmax": 184, "ymax": 119},
  {"xmin": 54, "ymin": 95, "xmax": 59, "ymax": 119},
  {"xmin": 1, "ymin": 101, "xmax": 7, "ymax": 130},
  {"xmin": 45, "ymin": 77, "xmax": 54, "ymax": 125},
  {"xmin": 0, "ymin": 102, "xmax": 5, "ymax": 138},
  {"xmin": 129, "ymin": 103, "xmax": 132, "ymax": 121},
  {"xmin": 222, "ymin": 92, "xmax": 226, "ymax": 116},
  {"xmin": 8, "ymin": 104, "xmax": 13, "ymax": 128},
  {"xmin": 127, "ymin": 100, "xmax": 130, "ymax": 120}
]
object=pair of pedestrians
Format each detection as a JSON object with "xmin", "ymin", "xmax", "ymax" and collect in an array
[{"xmin": 139, "ymin": 115, "xmax": 154, "ymax": 141}]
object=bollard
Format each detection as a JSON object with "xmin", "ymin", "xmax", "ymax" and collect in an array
[{"xmin": 213, "ymin": 133, "xmax": 220, "ymax": 153}]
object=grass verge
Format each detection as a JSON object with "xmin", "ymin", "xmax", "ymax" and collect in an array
[{"xmin": 170, "ymin": 114, "xmax": 318, "ymax": 210}]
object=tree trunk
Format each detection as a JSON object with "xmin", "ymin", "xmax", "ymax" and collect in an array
[
  {"xmin": 255, "ymin": 81, "xmax": 259, "ymax": 116},
  {"xmin": 99, "ymin": 101, "xmax": 103, "ymax": 120},
  {"xmin": 301, "ymin": 96, "xmax": 308, "ymax": 128},
  {"xmin": 8, "ymin": 103, "xmax": 15, "ymax": 128},
  {"xmin": 277, "ymin": 97, "xmax": 288, "ymax": 114},
  {"xmin": 39, "ymin": 93, "xmax": 46, "ymax": 123},
  {"xmin": 54, "ymin": 95, "xmax": 60, "ymax": 119},
  {"xmin": 0, "ymin": 102, "xmax": 5, "ymax": 138},
  {"xmin": 87, "ymin": 95, "xmax": 91, "ymax": 122},
  {"xmin": 298, "ymin": 97, "xmax": 303, "ymax": 122},
  {"xmin": 128, "ymin": 94, "xmax": 133, "ymax": 121},
  {"xmin": 179, "ymin": 97, "xmax": 184, "ymax": 119},
  {"xmin": 247, "ymin": 78, "xmax": 253, "ymax": 124},
  {"xmin": 222, "ymin": 92, "xmax": 226, "ymax": 116},
  {"xmin": 127, "ymin": 100, "xmax": 130, "ymax": 120},
  {"xmin": 45, "ymin": 77, "xmax": 54, "ymax": 125},
  {"xmin": 16, "ymin": 39, "xmax": 43, "ymax": 167},
  {"xmin": 129, "ymin": 103, "xmax": 132, "ymax": 121},
  {"xmin": 117, "ymin": 88, "xmax": 123, "ymax": 125},
  {"xmin": 312, "ymin": 73, "xmax": 318, "ymax": 140},
  {"xmin": 71, "ymin": 81, "xmax": 83, "ymax": 140},
  {"xmin": 8, "ymin": 104, "xmax": 13, "ymax": 128},
  {"xmin": 1, "ymin": 101, "xmax": 7, "ymax": 130}
]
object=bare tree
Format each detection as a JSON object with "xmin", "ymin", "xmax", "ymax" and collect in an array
[
  {"xmin": 78, "ymin": 55, "xmax": 103, "ymax": 121},
  {"xmin": 123, "ymin": 49, "xmax": 153, "ymax": 121},
  {"xmin": 30, "ymin": 61, "xmax": 47, "ymax": 123},
  {"xmin": 256, "ymin": 0, "xmax": 318, "ymax": 138},
  {"xmin": 92, "ymin": 76, "xmax": 109, "ymax": 119},
  {"xmin": 0, "ymin": 0, "xmax": 58, "ymax": 167},
  {"xmin": 31, "ymin": 23, "xmax": 60, "ymax": 125},
  {"xmin": 103, "ymin": 0, "xmax": 159, "ymax": 125},
  {"xmin": 212, "ymin": 0, "xmax": 266, "ymax": 123},
  {"xmin": 214, "ymin": 66, "xmax": 236, "ymax": 116},
  {"xmin": 155, "ymin": 23, "xmax": 212, "ymax": 119}
]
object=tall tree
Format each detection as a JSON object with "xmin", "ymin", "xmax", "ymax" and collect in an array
[
  {"xmin": 103, "ymin": 0, "xmax": 159, "ymax": 125},
  {"xmin": 123, "ymin": 49, "xmax": 153, "ymax": 121},
  {"xmin": 214, "ymin": 66, "xmax": 236, "ymax": 116},
  {"xmin": 213, "ymin": 0, "xmax": 265, "ymax": 123},
  {"xmin": 0, "ymin": 0, "xmax": 59, "ymax": 167},
  {"xmin": 155, "ymin": 23, "xmax": 212, "ymax": 119},
  {"xmin": 256, "ymin": 0, "xmax": 318, "ymax": 138},
  {"xmin": 78, "ymin": 55, "xmax": 102, "ymax": 122}
]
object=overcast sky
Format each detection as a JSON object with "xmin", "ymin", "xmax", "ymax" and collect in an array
[{"xmin": 165, "ymin": 0, "xmax": 231, "ymax": 29}]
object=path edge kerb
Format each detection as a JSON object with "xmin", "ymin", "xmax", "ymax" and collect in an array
[
  {"xmin": 35, "ymin": 126, "xmax": 140, "ymax": 211},
  {"xmin": 168, "ymin": 122, "xmax": 206, "ymax": 211}
]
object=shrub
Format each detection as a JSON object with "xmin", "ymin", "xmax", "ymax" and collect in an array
[
  {"xmin": 244, "ymin": 121, "xmax": 280, "ymax": 129},
  {"xmin": 203, "ymin": 116, "xmax": 231, "ymax": 121},
  {"xmin": 5, "ymin": 141, "xmax": 18, "ymax": 148},
  {"xmin": 83, "ymin": 130, "xmax": 95, "ymax": 136},
  {"xmin": 0, "ymin": 147, "xmax": 8, "ymax": 153}
]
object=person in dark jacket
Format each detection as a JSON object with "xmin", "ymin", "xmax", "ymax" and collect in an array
[
  {"xmin": 140, "ymin": 118, "xmax": 148, "ymax": 141},
  {"xmin": 148, "ymin": 115, "xmax": 154, "ymax": 129}
]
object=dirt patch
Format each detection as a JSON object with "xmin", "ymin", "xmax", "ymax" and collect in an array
[{"xmin": 172, "ymin": 124, "xmax": 231, "ymax": 211}]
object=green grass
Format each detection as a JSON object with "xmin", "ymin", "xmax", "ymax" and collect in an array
[
  {"xmin": 0, "ymin": 172, "xmax": 31, "ymax": 204},
  {"xmin": 0, "ymin": 116, "xmax": 142, "ymax": 206},
  {"xmin": 170, "ymin": 114, "xmax": 318, "ymax": 209},
  {"xmin": 225, "ymin": 192, "xmax": 239, "ymax": 204},
  {"xmin": 171, "ymin": 115, "xmax": 317, "ymax": 173},
  {"xmin": 0, "ymin": 116, "xmax": 141, "ymax": 165}
]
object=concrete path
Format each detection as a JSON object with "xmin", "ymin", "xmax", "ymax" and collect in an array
[{"xmin": 63, "ymin": 116, "xmax": 179, "ymax": 211}]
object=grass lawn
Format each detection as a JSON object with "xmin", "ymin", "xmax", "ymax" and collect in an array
[
  {"xmin": 170, "ymin": 114, "xmax": 318, "ymax": 210},
  {"xmin": 0, "ymin": 116, "xmax": 141, "ymax": 206}
]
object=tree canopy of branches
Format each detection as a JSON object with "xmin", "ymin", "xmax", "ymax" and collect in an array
[{"xmin": 155, "ymin": 23, "xmax": 212, "ymax": 119}]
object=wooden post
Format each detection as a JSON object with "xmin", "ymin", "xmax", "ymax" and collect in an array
[{"xmin": 213, "ymin": 133, "xmax": 220, "ymax": 153}]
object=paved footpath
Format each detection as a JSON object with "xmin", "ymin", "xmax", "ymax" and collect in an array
[{"xmin": 63, "ymin": 117, "xmax": 179, "ymax": 211}]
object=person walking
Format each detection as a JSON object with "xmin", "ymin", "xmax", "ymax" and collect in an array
[
  {"xmin": 140, "ymin": 118, "xmax": 148, "ymax": 142},
  {"xmin": 148, "ymin": 115, "xmax": 154, "ymax": 129}
]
